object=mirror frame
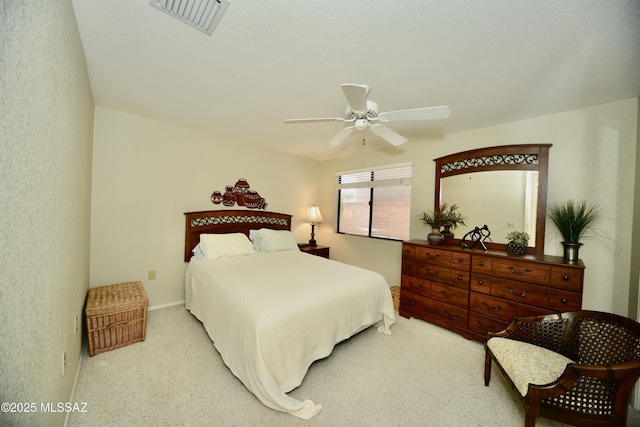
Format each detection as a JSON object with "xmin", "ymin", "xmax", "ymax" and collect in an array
[{"xmin": 434, "ymin": 144, "xmax": 551, "ymax": 255}]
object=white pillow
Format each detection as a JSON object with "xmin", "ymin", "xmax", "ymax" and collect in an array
[
  {"xmin": 249, "ymin": 229, "xmax": 264, "ymax": 252},
  {"xmin": 192, "ymin": 243, "xmax": 207, "ymax": 260},
  {"xmin": 198, "ymin": 233, "xmax": 255, "ymax": 260},
  {"xmin": 258, "ymin": 229, "xmax": 300, "ymax": 253}
]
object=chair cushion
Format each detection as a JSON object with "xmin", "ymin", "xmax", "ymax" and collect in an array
[{"xmin": 488, "ymin": 337, "xmax": 575, "ymax": 397}]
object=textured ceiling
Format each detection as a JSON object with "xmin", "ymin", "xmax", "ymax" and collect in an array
[{"xmin": 71, "ymin": 0, "xmax": 640, "ymax": 161}]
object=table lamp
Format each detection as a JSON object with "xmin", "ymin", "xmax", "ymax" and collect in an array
[{"xmin": 306, "ymin": 205, "xmax": 324, "ymax": 246}]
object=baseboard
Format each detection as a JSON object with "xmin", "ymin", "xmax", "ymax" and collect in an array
[
  {"xmin": 148, "ymin": 300, "xmax": 185, "ymax": 311},
  {"xmin": 64, "ymin": 338, "xmax": 86, "ymax": 427}
]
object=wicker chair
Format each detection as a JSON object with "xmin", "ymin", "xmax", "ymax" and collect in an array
[{"xmin": 484, "ymin": 310, "xmax": 640, "ymax": 427}]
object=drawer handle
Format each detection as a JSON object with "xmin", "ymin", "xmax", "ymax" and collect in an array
[
  {"xmin": 509, "ymin": 266, "xmax": 532, "ymax": 276},
  {"xmin": 457, "ymin": 258, "xmax": 464, "ymax": 263},
  {"xmin": 444, "ymin": 310, "xmax": 459, "ymax": 320},
  {"xmin": 404, "ymin": 264, "xmax": 412, "ymax": 269},
  {"xmin": 563, "ymin": 275, "xmax": 570, "ymax": 281},
  {"xmin": 509, "ymin": 287, "xmax": 529, "ymax": 297},
  {"xmin": 475, "ymin": 320, "xmax": 494, "ymax": 332},
  {"xmin": 456, "ymin": 275, "xmax": 464, "ymax": 281},
  {"xmin": 479, "ymin": 261, "xmax": 485, "ymax": 267},
  {"xmin": 440, "ymin": 290, "xmax": 457, "ymax": 299},
  {"xmin": 427, "ymin": 253, "xmax": 441, "ymax": 259},
  {"xmin": 406, "ymin": 299, "xmax": 417, "ymax": 306},
  {"xmin": 427, "ymin": 270, "xmax": 439, "ymax": 277},
  {"xmin": 477, "ymin": 280, "xmax": 484, "ymax": 286},
  {"xmin": 410, "ymin": 283, "xmax": 422, "ymax": 289},
  {"xmin": 561, "ymin": 298, "xmax": 568, "ymax": 304},
  {"xmin": 482, "ymin": 302, "xmax": 502, "ymax": 312}
]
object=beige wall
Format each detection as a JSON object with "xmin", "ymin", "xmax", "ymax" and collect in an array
[
  {"xmin": 90, "ymin": 107, "xmax": 322, "ymax": 307},
  {"xmin": 0, "ymin": 2, "xmax": 94, "ymax": 426},
  {"xmin": 319, "ymin": 98, "xmax": 638, "ymax": 316}
]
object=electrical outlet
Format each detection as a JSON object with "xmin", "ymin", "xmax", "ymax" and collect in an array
[
  {"xmin": 62, "ymin": 350, "xmax": 67, "ymax": 376},
  {"xmin": 506, "ymin": 221, "xmax": 515, "ymax": 228},
  {"xmin": 74, "ymin": 315, "xmax": 78, "ymax": 335},
  {"xmin": 148, "ymin": 270, "xmax": 156, "ymax": 280}
]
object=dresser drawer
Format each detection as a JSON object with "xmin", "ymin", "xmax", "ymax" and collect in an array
[
  {"xmin": 402, "ymin": 259, "xmax": 416, "ymax": 276},
  {"xmin": 517, "ymin": 303, "xmax": 552, "ymax": 317},
  {"xmin": 450, "ymin": 269, "xmax": 470, "ymax": 289},
  {"xmin": 431, "ymin": 283, "xmax": 469, "ymax": 309},
  {"xmin": 399, "ymin": 290, "xmax": 430, "ymax": 318},
  {"xmin": 424, "ymin": 298, "xmax": 469, "ymax": 328},
  {"xmin": 492, "ymin": 258, "xmax": 550, "ymax": 286},
  {"xmin": 472, "ymin": 255, "xmax": 493, "ymax": 274},
  {"xmin": 414, "ymin": 262, "xmax": 451, "ymax": 285},
  {"xmin": 491, "ymin": 277, "xmax": 549, "ymax": 306},
  {"xmin": 451, "ymin": 253, "xmax": 471, "ymax": 270},
  {"xmin": 402, "ymin": 244, "xmax": 416, "ymax": 260},
  {"xmin": 470, "ymin": 292, "xmax": 517, "ymax": 322},
  {"xmin": 548, "ymin": 289, "xmax": 582, "ymax": 312},
  {"xmin": 470, "ymin": 273, "xmax": 491, "ymax": 294},
  {"xmin": 550, "ymin": 266, "xmax": 583, "ymax": 292},
  {"xmin": 468, "ymin": 312, "xmax": 509, "ymax": 337},
  {"xmin": 401, "ymin": 274, "xmax": 430, "ymax": 298},
  {"xmin": 415, "ymin": 246, "xmax": 452, "ymax": 267}
]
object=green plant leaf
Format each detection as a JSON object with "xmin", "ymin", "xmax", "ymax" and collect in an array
[{"xmin": 548, "ymin": 199, "xmax": 601, "ymax": 243}]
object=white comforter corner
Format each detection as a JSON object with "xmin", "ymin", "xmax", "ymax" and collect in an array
[{"xmin": 185, "ymin": 250, "xmax": 395, "ymax": 419}]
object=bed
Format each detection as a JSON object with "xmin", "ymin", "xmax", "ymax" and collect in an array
[{"xmin": 183, "ymin": 210, "xmax": 395, "ymax": 419}]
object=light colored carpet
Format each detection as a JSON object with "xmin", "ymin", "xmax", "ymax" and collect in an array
[{"xmin": 67, "ymin": 305, "xmax": 640, "ymax": 427}]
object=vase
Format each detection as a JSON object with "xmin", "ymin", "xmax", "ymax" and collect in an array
[
  {"xmin": 233, "ymin": 178, "xmax": 250, "ymax": 206},
  {"xmin": 243, "ymin": 190, "xmax": 260, "ymax": 208},
  {"xmin": 562, "ymin": 242, "xmax": 583, "ymax": 261},
  {"xmin": 507, "ymin": 242, "xmax": 525, "ymax": 255},
  {"xmin": 442, "ymin": 225, "xmax": 454, "ymax": 238},
  {"xmin": 222, "ymin": 185, "xmax": 236, "ymax": 206},
  {"xmin": 427, "ymin": 227, "xmax": 444, "ymax": 245},
  {"xmin": 210, "ymin": 191, "xmax": 223, "ymax": 204}
]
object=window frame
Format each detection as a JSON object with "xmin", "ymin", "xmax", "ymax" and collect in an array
[{"xmin": 335, "ymin": 163, "xmax": 412, "ymax": 241}]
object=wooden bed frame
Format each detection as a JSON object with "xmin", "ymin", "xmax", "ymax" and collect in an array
[{"xmin": 184, "ymin": 210, "xmax": 293, "ymax": 262}]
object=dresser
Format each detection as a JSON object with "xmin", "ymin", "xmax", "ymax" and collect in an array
[{"xmin": 399, "ymin": 240, "xmax": 585, "ymax": 341}]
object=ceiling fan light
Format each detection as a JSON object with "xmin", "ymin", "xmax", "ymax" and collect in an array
[{"xmin": 355, "ymin": 119, "xmax": 367, "ymax": 130}]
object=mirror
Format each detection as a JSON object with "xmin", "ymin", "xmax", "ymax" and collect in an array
[{"xmin": 434, "ymin": 144, "xmax": 551, "ymax": 255}]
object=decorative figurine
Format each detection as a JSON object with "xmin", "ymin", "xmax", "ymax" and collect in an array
[{"xmin": 462, "ymin": 225, "xmax": 492, "ymax": 251}]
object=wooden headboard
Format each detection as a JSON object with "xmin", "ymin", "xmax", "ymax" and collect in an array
[{"xmin": 184, "ymin": 210, "xmax": 293, "ymax": 261}]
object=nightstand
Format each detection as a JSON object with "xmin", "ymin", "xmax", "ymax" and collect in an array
[{"xmin": 298, "ymin": 244, "xmax": 330, "ymax": 259}]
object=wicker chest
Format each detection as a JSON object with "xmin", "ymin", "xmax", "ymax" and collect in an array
[{"xmin": 85, "ymin": 281, "xmax": 148, "ymax": 356}]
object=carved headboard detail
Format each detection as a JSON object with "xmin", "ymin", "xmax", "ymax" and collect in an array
[{"xmin": 183, "ymin": 210, "xmax": 292, "ymax": 261}]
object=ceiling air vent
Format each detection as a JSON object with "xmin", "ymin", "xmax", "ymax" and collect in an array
[{"xmin": 149, "ymin": 0, "xmax": 230, "ymax": 35}]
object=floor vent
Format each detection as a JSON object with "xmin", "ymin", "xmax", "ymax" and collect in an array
[{"xmin": 149, "ymin": 0, "xmax": 230, "ymax": 35}]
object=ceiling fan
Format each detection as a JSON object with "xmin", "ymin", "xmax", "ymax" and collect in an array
[{"xmin": 284, "ymin": 84, "xmax": 450, "ymax": 147}]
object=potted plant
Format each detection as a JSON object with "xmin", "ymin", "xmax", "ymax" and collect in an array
[
  {"xmin": 419, "ymin": 203, "xmax": 467, "ymax": 244},
  {"xmin": 441, "ymin": 204, "xmax": 467, "ymax": 238},
  {"xmin": 506, "ymin": 231, "xmax": 529, "ymax": 255},
  {"xmin": 548, "ymin": 199, "xmax": 601, "ymax": 261}
]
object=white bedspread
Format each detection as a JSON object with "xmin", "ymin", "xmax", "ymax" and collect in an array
[{"xmin": 185, "ymin": 250, "xmax": 395, "ymax": 419}]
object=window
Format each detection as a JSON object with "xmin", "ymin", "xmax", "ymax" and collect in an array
[{"xmin": 336, "ymin": 163, "xmax": 412, "ymax": 240}]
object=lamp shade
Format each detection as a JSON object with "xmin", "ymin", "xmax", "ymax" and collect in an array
[{"xmin": 306, "ymin": 205, "xmax": 324, "ymax": 224}]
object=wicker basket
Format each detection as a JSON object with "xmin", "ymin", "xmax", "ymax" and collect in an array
[
  {"xmin": 85, "ymin": 281, "xmax": 148, "ymax": 357},
  {"xmin": 390, "ymin": 286, "xmax": 400, "ymax": 311}
]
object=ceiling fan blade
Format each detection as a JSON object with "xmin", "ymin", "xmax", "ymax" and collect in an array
[
  {"xmin": 341, "ymin": 84, "xmax": 368, "ymax": 112},
  {"xmin": 284, "ymin": 118, "xmax": 346, "ymax": 124},
  {"xmin": 328, "ymin": 126, "xmax": 355, "ymax": 147},
  {"xmin": 368, "ymin": 124, "xmax": 408, "ymax": 146},
  {"xmin": 378, "ymin": 106, "xmax": 451, "ymax": 122}
]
